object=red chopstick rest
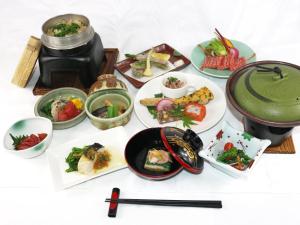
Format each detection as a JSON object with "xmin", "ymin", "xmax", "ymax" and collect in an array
[{"xmin": 108, "ymin": 188, "xmax": 120, "ymax": 217}]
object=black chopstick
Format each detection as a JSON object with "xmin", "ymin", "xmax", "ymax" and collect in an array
[{"xmin": 105, "ymin": 198, "xmax": 222, "ymax": 208}]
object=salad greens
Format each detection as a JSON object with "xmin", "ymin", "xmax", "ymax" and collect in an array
[
  {"xmin": 204, "ymin": 38, "xmax": 227, "ymax": 56},
  {"xmin": 217, "ymin": 146, "xmax": 253, "ymax": 170},
  {"xmin": 65, "ymin": 147, "xmax": 85, "ymax": 172}
]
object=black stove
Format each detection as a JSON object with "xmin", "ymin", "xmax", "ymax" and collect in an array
[{"xmin": 38, "ymin": 32, "xmax": 104, "ymax": 88}]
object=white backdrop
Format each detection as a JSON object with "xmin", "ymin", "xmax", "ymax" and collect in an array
[{"xmin": 1, "ymin": 0, "xmax": 300, "ymax": 224}]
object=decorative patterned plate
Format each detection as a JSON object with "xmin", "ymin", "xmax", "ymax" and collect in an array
[{"xmin": 199, "ymin": 121, "xmax": 271, "ymax": 177}]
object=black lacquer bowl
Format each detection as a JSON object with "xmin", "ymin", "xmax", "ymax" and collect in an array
[{"xmin": 125, "ymin": 128, "xmax": 183, "ymax": 180}]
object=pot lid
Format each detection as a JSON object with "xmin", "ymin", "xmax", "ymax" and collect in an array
[
  {"xmin": 160, "ymin": 127, "xmax": 204, "ymax": 174},
  {"xmin": 89, "ymin": 74, "xmax": 128, "ymax": 95},
  {"xmin": 232, "ymin": 61, "xmax": 300, "ymax": 123}
]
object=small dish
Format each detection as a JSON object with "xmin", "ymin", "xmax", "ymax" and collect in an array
[
  {"xmin": 125, "ymin": 127, "xmax": 204, "ymax": 180},
  {"xmin": 125, "ymin": 128, "xmax": 183, "ymax": 180},
  {"xmin": 3, "ymin": 117, "xmax": 53, "ymax": 158},
  {"xmin": 160, "ymin": 72, "xmax": 195, "ymax": 99},
  {"xmin": 199, "ymin": 121, "xmax": 271, "ymax": 177},
  {"xmin": 85, "ymin": 89, "xmax": 134, "ymax": 130},
  {"xmin": 34, "ymin": 87, "xmax": 87, "ymax": 130},
  {"xmin": 115, "ymin": 43, "xmax": 191, "ymax": 88},
  {"xmin": 191, "ymin": 40, "xmax": 256, "ymax": 78},
  {"xmin": 47, "ymin": 126, "xmax": 128, "ymax": 189}
]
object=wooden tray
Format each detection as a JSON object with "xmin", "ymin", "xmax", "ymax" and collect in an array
[
  {"xmin": 32, "ymin": 48, "xmax": 119, "ymax": 95},
  {"xmin": 115, "ymin": 43, "xmax": 191, "ymax": 88},
  {"xmin": 264, "ymin": 136, "xmax": 295, "ymax": 154}
]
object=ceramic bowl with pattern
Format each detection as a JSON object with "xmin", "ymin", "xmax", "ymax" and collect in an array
[{"xmin": 3, "ymin": 117, "xmax": 53, "ymax": 158}]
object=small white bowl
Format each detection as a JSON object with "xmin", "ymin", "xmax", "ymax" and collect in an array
[
  {"xmin": 199, "ymin": 121, "xmax": 271, "ymax": 177},
  {"xmin": 3, "ymin": 117, "xmax": 53, "ymax": 158},
  {"xmin": 160, "ymin": 72, "xmax": 195, "ymax": 98}
]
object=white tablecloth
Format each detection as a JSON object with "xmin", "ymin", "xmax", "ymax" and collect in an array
[{"xmin": 1, "ymin": 0, "xmax": 300, "ymax": 224}]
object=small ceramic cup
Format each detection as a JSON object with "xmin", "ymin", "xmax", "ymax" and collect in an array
[{"xmin": 160, "ymin": 72, "xmax": 195, "ymax": 98}]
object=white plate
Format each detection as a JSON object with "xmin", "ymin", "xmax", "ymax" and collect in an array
[
  {"xmin": 47, "ymin": 126, "xmax": 128, "ymax": 190},
  {"xmin": 134, "ymin": 72, "xmax": 226, "ymax": 133}
]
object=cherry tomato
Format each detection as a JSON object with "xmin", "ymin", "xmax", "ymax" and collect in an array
[
  {"xmin": 224, "ymin": 142, "xmax": 234, "ymax": 152},
  {"xmin": 184, "ymin": 103, "xmax": 206, "ymax": 121}
]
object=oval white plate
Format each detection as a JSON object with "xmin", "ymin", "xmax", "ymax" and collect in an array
[{"xmin": 134, "ymin": 72, "xmax": 226, "ymax": 133}]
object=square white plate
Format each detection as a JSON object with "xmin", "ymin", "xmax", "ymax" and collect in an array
[
  {"xmin": 199, "ymin": 121, "xmax": 271, "ymax": 177},
  {"xmin": 47, "ymin": 126, "xmax": 128, "ymax": 189}
]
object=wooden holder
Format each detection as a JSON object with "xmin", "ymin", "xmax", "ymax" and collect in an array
[
  {"xmin": 264, "ymin": 136, "xmax": 295, "ymax": 154},
  {"xmin": 11, "ymin": 36, "xmax": 41, "ymax": 87}
]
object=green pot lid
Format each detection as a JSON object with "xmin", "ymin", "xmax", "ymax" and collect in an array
[{"xmin": 233, "ymin": 62, "xmax": 300, "ymax": 122}]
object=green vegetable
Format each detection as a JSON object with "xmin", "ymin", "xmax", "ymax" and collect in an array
[
  {"xmin": 41, "ymin": 100, "xmax": 54, "ymax": 119},
  {"xmin": 65, "ymin": 147, "xmax": 84, "ymax": 172},
  {"xmin": 169, "ymin": 105, "xmax": 196, "ymax": 128},
  {"xmin": 167, "ymin": 77, "xmax": 178, "ymax": 83},
  {"xmin": 217, "ymin": 147, "xmax": 238, "ymax": 163},
  {"xmin": 169, "ymin": 104, "xmax": 183, "ymax": 117},
  {"xmin": 9, "ymin": 133, "xmax": 27, "ymax": 150},
  {"xmin": 217, "ymin": 147, "xmax": 252, "ymax": 166},
  {"xmin": 147, "ymin": 106, "xmax": 158, "ymax": 119},
  {"xmin": 237, "ymin": 150, "xmax": 252, "ymax": 165},
  {"xmin": 205, "ymin": 38, "xmax": 227, "ymax": 56},
  {"xmin": 154, "ymin": 93, "xmax": 163, "ymax": 98},
  {"xmin": 182, "ymin": 115, "xmax": 197, "ymax": 128},
  {"xmin": 107, "ymin": 104, "xmax": 119, "ymax": 118},
  {"xmin": 52, "ymin": 23, "xmax": 80, "ymax": 37}
]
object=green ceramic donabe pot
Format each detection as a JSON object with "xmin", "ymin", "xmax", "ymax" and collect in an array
[
  {"xmin": 234, "ymin": 63, "xmax": 300, "ymax": 122},
  {"xmin": 226, "ymin": 61, "xmax": 300, "ymax": 146}
]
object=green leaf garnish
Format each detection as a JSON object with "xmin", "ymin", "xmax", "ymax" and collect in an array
[
  {"xmin": 167, "ymin": 77, "xmax": 178, "ymax": 83},
  {"xmin": 147, "ymin": 106, "xmax": 157, "ymax": 119},
  {"xmin": 52, "ymin": 23, "xmax": 81, "ymax": 37},
  {"xmin": 182, "ymin": 115, "xmax": 197, "ymax": 128},
  {"xmin": 65, "ymin": 147, "xmax": 84, "ymax": 172},
  {"xmin": 154, "ymin": 93, "xmax": 163, "ymax": 98}
]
